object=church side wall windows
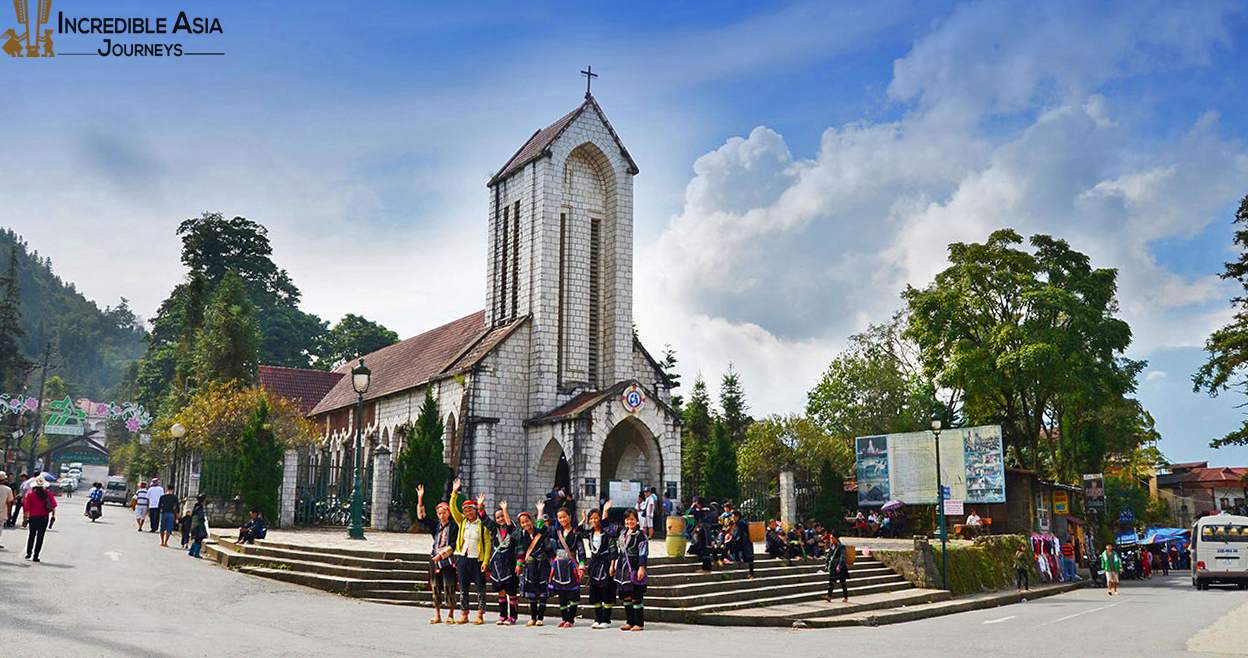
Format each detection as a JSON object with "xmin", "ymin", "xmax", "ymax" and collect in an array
[
  {"xmin": 511, "ymin": 201, "xmax": 521, "ymax": 321},
  {"xmin": 588, "ymin": 216, "xmax": 601, "ymax": 388},
  {"xmin": 499, "ymin": 205, "xmax": 509, "ymax": 322},
  {"xmin": 557, "ymin": 211, "xmax": 567, "ymax": 385}
]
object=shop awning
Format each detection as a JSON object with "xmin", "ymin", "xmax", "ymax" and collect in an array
[{"xmin": 1062, "ymin": 514, "xmax": 1087, "ymax": 526}]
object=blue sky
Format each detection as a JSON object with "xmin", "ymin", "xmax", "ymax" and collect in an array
[{"xmin": 3, "ymin": 0, "xmax": 1248, "ymax": 466}]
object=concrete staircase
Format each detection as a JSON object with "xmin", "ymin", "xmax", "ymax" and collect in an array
[{"xmin": 204, "ymin": 534, "xmax": 943, "ymax": 625}]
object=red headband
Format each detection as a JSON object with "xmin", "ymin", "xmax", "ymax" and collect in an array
[
  {"xmin": 462, "ymin": 500, "xmax": 477, "ymax": 511},
  {"xmin": 436, "ymin": 502, "xmax": 450, "ymax": 512}
]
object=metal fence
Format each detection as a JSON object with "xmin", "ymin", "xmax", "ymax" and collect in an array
[
  {"xmin": 294, "ymin": 459, "xmax": 372, "ymax": 527},
  {"xmin": 198, "ymin": 455, "xmax": 239, "ymax": 499}
]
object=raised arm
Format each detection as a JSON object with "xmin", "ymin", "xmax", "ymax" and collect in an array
[
  {"xmin": 449, "ymin": 478, "xmax": 465, "ymax": 524},
  {"xmin": 416, "ymin": 485, "xmax": 426, "ymax": 520},
  {"xmin": 500, "ymin": 500, "xmax": 511, "ymax": 527}
]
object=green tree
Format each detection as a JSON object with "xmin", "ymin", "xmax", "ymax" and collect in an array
[
  {"xmin": 661, "ymin": 345, "xmax": 682, "ymax": 409},
  {"xmin": 0, "ymin": 245, "xmax": 25, "ymax": 391},
  {"xmin": 738, "ymin": 413, "xmax": 850, "ymax": 482},
  {"xmin": 904, "ymin": 229, "xmax": 1134, "ymax": 472},
  {"xmin": 701, "ymin": 418, "xmax": 739, "ymax": 503},
  {"xmin": 394, "ymin": 388, "xmax": 449, "ymax": 521},
  {"xmin": 681, "ymin": 376, "xmax": 714, "ymax": 485},
  {"xmin": 719, "ymin": 364, "xmax": 751, "ymax": 445},
  {"xmin": 194, "ymin": 271, "xmax": 259, "ymax": 385},
  {"xmin": 321, "ymin": 314, "xmax": 399, "ymax": 370},
  {"xmin": 811, "ymin": 459, "xmax": 846, "ymax": 529},
  {"xmin": 1196, "ymin": 194, "xmax": 1248, "ymax": 447},
  {"xmin": 234, "ymin": 399, "xmax": 284, "ymax": 523},
  {"xmin": 807, "ymin": 313, "xmax": 939, "ymax": 443}
]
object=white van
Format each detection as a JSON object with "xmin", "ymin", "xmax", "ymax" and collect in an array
[{"xmin": 1191, "ymin": 513, "xmax": 1248, "ymax": 590}]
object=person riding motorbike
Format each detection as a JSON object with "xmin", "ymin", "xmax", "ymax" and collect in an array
[{"xmin": 85, "ymin": 482, "xmax": 104, "ymax": 519}]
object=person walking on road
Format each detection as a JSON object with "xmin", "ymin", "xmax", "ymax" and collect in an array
[
  {"xmin": 132, "ymin": 481, "xmax": 150, "ymax": 531},
  {"xmin": 188, "ymin": 494, "xmax": 208, "ymax": 558},
  {"xmin": 145, "ymin": 478, "xmax": 164, "ymax": 533},
  {"xmin": 21, "ymin": 478, "xmax": 56, "ymax": 562},
  {"xmin": 157, "ymin": 485, "xmax": 179, "ymax": 547},
  {"xmin": 1100, "ymin": 544, "xmax": 1122, "ymax": 596},
  {"xmin": 0, "ymin": 471, "xmax": 14, "ymax": 548},
  {"xmin": 1014, "ymin": 544, "xmax": 1032, "ymax": 592}
]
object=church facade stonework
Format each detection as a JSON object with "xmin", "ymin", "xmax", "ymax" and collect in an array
[{"xmin": 309, "ymin": 96, "xmax": 681, "ymax": 513}]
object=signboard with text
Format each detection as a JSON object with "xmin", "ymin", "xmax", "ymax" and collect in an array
[{"xmin": 855, "ymin": 425, "xmax": 1005, "ymax": 506}]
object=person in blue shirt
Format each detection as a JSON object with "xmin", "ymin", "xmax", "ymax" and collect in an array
[
  {"xmin": 84, "ymin": 482, "xmax": 104, "ymax": 517},
  {"xmin": 235, "ymin": 507, "xmax": 268, "ymax": 544}
]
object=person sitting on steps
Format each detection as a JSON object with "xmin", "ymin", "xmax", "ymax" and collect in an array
[{"xmin": 236, "ymin": 507, "xmax": 268, "ymax": 544}]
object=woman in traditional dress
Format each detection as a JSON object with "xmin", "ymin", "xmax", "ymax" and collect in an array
[
  {"xmin": 581, "ymin": 502, "xmax": 617, "ymax": 629},
  {"xmin": 611, "ymin": 508, "xmax": 649, "ymax": 631},
  {"xmin": 548, "ymin": 507, "xmax": 586, "ymax": 627},
  {"xmin": 516, "ymin": 507, "xmax": 553, "ymax": 626},
  {"xmin": 416, "ymin": 484, "xmax": 458, "ymax": 624},
  {"xmin": 482, "ymin": 496, "xmax": 519, "ymax": 625}
]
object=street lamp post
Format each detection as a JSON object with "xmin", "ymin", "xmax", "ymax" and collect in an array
[
  {"xmin": 348, "ymin": 359, "xmax": 371, "ymax": 540},
  {"xmin": 932, "ymin": 416, "xmax": 948, "ymax": 591},
  {"xmin": 170, "ymin": 423, "xmax": 186, "ymax": 490}
]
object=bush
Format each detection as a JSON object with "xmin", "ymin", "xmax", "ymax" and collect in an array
[{"xmin": 234, "ymin": 399, "xmax": 283, "ymax": 523}]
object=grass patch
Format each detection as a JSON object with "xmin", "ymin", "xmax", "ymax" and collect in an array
[{"xmin": 932, "ymin": 535, "xmax": 1037, "ymax": 595}]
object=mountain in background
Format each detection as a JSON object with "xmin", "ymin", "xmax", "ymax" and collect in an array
[{"xmin": 0, "ymin": 228, "xmax": 146, "ymax": 399}]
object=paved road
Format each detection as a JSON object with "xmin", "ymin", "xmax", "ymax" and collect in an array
[{"xmin": 2, "ymin": 507, "xmax": 1246, "ymax": 657}]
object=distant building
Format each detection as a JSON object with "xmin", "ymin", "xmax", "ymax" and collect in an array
[{"xmin": 1158, "ymin": 461, "xmax": 1248, "ymax": 525}]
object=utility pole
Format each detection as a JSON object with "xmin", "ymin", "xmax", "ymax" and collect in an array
[{"xmin": 25, "ymin": 341, "xmax": 52, "ymax": 475}]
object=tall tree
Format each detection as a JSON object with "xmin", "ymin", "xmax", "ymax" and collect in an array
[
  {"xmin": 0, "ymin": 246, "xmax": 25, "ymax": 391},
  {"xmin": 1196, "ymin": 194, "xmax": 1248, "ymax": 447},
  {"xmin": 904, "ymin": 229, "xmax": 1134, "ymax": 472},
  {"xmin": 321, "ymin": 314, "xmax": 399, "ymax": 370},
  {"xmin": 395, "ymin": 388, "xmax": 449, "ymax": 521},
  {"xmin": 807, "ymin": 312, "xmax": 941, "ymax": 443},
  {"xmin": 719, "ymin": 364, "xmax": 751, "ymax": 446},
  {"xmin": 701, "ymin": 418, "xmax": 739, "ymax": 503},
  {"xmin": 234, "ymin": 399, "xmax": 285, "ymax": 522},
  {"xmin": 173, "ymin": 212, "xmax": 326, "ymax": 369},
  {"xmin": 194, "ymin": 271, "xmax": 259, "ymax": 385},
  {"xmin": 661, "ymin": 345, "xmax": 683, "ymax": 409},
  {"xmin": 681, "ymin": 376, "xmax": 714, "ymax": 485},
  {"xmin": 738, "ymin": 413, "xmax": 849, "ymax": 482}
]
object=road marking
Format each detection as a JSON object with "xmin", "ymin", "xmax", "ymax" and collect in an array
[
  {"xmin": 983, "ymin": 615, "xmax": 1015, "ymax": 624},
  {"xmin": 104, "ymin": 551, "xmax": 122, "ymax": 561},
  {"xmin": 1040, "ymin": 602, "xmax": 1118, "ymax": 626}
]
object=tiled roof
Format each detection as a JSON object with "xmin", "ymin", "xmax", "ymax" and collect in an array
[
  {"xmin": 258, "ymin": 366, "xmax": 344, "ymax": 416},
  {"xmin": 1158, "ymin": 466, "xmax": 1248, "ymax": 488},
  {"xmin": 487, "ymin": 96, "xmax": 639, "ymax": 187},
  {"xmin": 309, "ymin": 311, "xmax": 526, "ymax": 416}
]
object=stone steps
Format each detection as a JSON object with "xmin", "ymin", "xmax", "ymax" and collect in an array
[{"xmin": 205, "ymin": 536, "xmax": 933, "ymax": 625}]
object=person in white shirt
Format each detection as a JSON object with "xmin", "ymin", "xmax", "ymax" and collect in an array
[
  {"xmin": 0, "ymin": 471, "xmax": 13, "ymax": 546},
  {"xmin": 145, "ymin": 479, "xmax": 164, "ymax": 533},
  {"xmin": 132, "ymin": 482, "xmax": 150, "ymax": 532},
  {"xmin": 966, "ymin": 511, "xmax": 982, "ymax": 526},
  {"xmin": 642, "ymin": 489, "xmax": 657, "ymax": 539}
]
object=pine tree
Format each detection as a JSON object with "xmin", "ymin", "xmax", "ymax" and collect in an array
[
  {"xmin": 194, "ymin": 271, "xmax": 259, "ymax": 385},
  {"xmin": 681, "ymin": 377, "xmax": 714, "ymax": 486},
  {"xmin": 0, "ymin": 246, "xmax": 25, "ymax": 391},
  {"xmin": 662, "ymin": 345, "xmax": 683, "ymax": 409},
  {"xmin": 235, "ymin": 399, "xmax": 284, "ymax": 523},
  {"xmin": 395, "ymin": 388, "xmax": 448, "ymax": 521},
  {"xmin": 720, "ymin": 363, "xmax": 751, "ymax": 446},
  {"xmin": 702, "ymin": 418, "xmax": 739, "ymax": 504}
]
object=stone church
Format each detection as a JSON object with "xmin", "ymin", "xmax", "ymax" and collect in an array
[{"xmin": 308, "ymin": 93, "xmax": 681, "ymax": 509}]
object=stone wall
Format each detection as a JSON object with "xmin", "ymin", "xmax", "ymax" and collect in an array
[{"xmin": 873, "ymin": 534, "xmax": 1040, "ymax": 596}]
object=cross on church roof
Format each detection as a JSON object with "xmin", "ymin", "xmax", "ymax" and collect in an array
[{"xmin": 581, "ymin": 65, "xmax": 598, "ymax": 99}]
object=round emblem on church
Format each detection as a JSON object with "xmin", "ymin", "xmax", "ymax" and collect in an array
[{"xmin": 622, "ymin": 384, "xmax": 646, "ymax": 414}]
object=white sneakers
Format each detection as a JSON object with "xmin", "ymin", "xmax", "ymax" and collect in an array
[{"xmin": 590, "ymin": 622, "xmax": 612, "ymax": 630}]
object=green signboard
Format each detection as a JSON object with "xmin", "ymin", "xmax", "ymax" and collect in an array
[{"xmin": 52, "ymin": 447, "xmax": 108, "ymax": 465}]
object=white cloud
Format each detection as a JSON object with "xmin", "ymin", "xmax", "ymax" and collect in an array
[{"xmin": 642, "ymin": 1, "xmax": 1248, "ymax": 420}]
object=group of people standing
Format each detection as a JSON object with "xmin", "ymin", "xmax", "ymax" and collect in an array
[
  {"xmin": 0, "ymin": 470, "xmax": 57, "ymax": 562},
  {"xmin": 416, "ymin": 478, "xmax": 650, "ymax": 630},
  {"xmin": 128, "ymin": 478, "xmax": 209, "ymax": 557}
]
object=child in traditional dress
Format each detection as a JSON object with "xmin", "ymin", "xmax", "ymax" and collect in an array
[
  {"xmin": 548, "ymin": 507, "xmax": 586, "ymax": 627},
  {"xmin": 581, "ymin": 502, "xmax": 617, "ymax": 629},
  {"xmin": 516, "ymin": 506, "xmax": 553, "ymax": 626},
  {"xmin": 482, "ymin": 496, "xmax": 519, "ymax": 625},
  {"xmin": 416, "ymin": 484, "xmax": 458, "ymax": 624},
  {"xmin": 612, "ymin": 508, "xmax": 649, "ymax": 631}
]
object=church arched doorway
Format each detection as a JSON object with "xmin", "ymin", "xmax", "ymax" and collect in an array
[
  {"xmin": 599, "ymin": 417, "xmax": 662, "ymax": 497},
  {"xmin": 536, "ymin": 437, "xmax": 571, "ymax": 496}
]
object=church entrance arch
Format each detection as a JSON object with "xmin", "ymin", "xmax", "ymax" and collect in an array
[
  {"xmin": 536, "ymin": 437, "xmax": 571, "ymax": 495},
  {"xmin": 599, "ymin": 417, "xmax": 663, "ymax": 499}
]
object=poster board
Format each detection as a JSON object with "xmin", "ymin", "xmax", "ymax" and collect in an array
[
  {"xmin": 607, "ymin": 479, "xmax": 644, "ymax": 510},
  {"xmin": 855, "ymin": 425, "xmax": 1005, "ymax": 506}
]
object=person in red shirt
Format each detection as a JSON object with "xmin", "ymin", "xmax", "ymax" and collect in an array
[{"xmin": 22, "ymin": 478, "xmax": 57, "ymax": 562}]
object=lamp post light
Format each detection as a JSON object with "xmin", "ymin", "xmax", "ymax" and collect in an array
[
  {"xmin": 170, "ymin": 423, "xmax": 186, "ymax": 490},
  {"xmin": 931, "ymin": 416, "xmax": 948, "ymax": 591},
  {"xmin": 348, "ymin": 359, "xmax": 371, "ymax": 540}
]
